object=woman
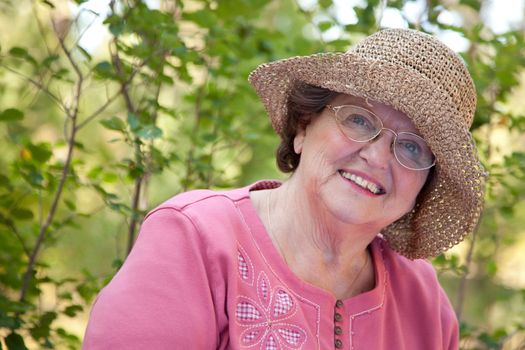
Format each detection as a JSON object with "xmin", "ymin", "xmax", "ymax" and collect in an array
[{"xmin": 83, "ymin": 29, "xmax": 486, "ymax": 349}]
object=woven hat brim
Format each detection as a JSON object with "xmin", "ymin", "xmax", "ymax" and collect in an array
[{"xmin": 249, "ymin": 53, "xmax": 486, "ymax": 259}]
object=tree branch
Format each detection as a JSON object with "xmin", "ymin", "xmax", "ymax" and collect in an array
[
  {"xmin": 19, "ymin": 32, "xmax": 84, "ymax": 303},
  {"xmin": 0, "ymin": 64, "xmax": 67, "ymax": 113}
]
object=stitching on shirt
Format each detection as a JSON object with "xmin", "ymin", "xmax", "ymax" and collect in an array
[
  {"xmin": 234, "ymin": 202, "xmax": 322, "ymax": 350},
  {"xmin": 348, "ymin": 239, "xmax": 389, "ymax": 348},
  {"xmin": 274, "ymin": 322, "xmax": 308, "ymax": 349},
  {"xmin": 257, "ymin": 271, "xmax": 272, "ymax": 310},
  {"xmin": 235, "ymin": 291, "xmax": 307, "ymax": 349},
  {"xmin": 239, "ymin": 326, "xmax": 269, "ymax": 348},
  {"xmin": 235, "ymin": 245, "xmax": 308, "ymax": 349}
]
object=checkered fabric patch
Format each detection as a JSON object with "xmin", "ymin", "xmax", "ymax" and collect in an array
[
  {"xmin": 277, "ymin": 328, "xmax": 301, "ymax": 346},
  {"xmin": 238, "ymin": 251, "xmax": 250, "ymax": 281},
  {"xmin": 236, "ymin": 301, "xmax": 262, "ymax": 322},
  {"xmin": 259, "ymin": 274, "xmax": 269, "ymax": 306},
  {"xmin": 273, "ymin": 289, "xmax": 293, "ymax": 317},
  {"xmin": 242, "ymin": 330, "xmax": 260, "ymax": 343},
  {"xmin": 265, "ymin": 334, "xmax": 279, "ymax": 350}
]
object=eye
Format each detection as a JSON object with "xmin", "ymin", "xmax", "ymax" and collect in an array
[
  {"xmin": 403, "ymin": 141, "xmax": 420, "ymax": 155},
  {"xmin": 397, "ymin": 139, "xmax": 423, "ymax": 160},
  {"xmin": 349, "ymin": 114, "xmax": 367, "ymax": 126},
  {"xmin": 341, "ymin": 113, "xmax": 374, "ymax": 131}
]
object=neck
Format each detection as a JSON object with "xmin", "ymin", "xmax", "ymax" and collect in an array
[
  {"xmin": 274, "ymin": 177, "xmax": 378, "ymax": 261},
  {"xmin": 258, "ymin": 178, "xmax": 377, "ymax": 299}
]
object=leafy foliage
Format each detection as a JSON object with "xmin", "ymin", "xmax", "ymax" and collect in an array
[{"xmin": 0, "ymin": 0, "xmax": 524, "ymax": 349}]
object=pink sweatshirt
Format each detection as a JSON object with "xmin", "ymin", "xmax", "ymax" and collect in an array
[{"xmin": 83, "ymin": 181, "xmax": 459, "ymax": 350}]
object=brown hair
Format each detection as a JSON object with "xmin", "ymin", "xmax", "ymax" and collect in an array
[{"xmin": 276, "ymin": 84, "xmax": 339, "ymax": 172}]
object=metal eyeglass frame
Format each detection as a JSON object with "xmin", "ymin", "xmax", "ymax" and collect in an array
[{"xmin": 326, "ymin": 104, "xmax": 436, "ymax": 171}]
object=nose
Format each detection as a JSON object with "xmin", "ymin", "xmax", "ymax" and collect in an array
[{"xmin": 358, "ymin": 128, "xmax": 396, "ymax": 169}]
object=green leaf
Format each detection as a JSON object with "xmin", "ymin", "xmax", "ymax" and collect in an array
[
  {"xmin": 0, "ymin": 108, "xmax": 24, "ymax": 122},
  {"xmin": 317, "ymin": 21, "xmax": 333, "ymax": 32},
  {"xmin": 136, "ymin": 125, "xmax": 162, "ymax": 140},
  {"xmin": 102, "ymin": 172, "xmax": 118, "ymax": 183},
  {"xmin": 64, "ymin": 199, "xmax": 76, "ymax": 210},
  {"xmin": 486, "ymin": 260, "xmax": 498, "ymax": 276},
  {"xmin": 41, "ymin": 54, "xmax": 59, "ymax": 68},
  {"xmin": 182, "ymin": 10, "xmax": 216, "ymax": 27},
  {"xmin": 100, "ymin": 117, "xmax": 126, "ymax": 132},
  {"xmin": 127, "ymin": 113, "xmax": 140, "ymax": 131},
  {"xmin": 459, "ymin": 0, "xmax": 482, "ymax": 11},
  {"xmin": 23, "ymin": 170, "xmax": 44, "ymax": 187},
  {"xmin": 27, "ymin": 143, "xmax": 52, "ymax": 163},
  {"xmin": 12, "ymin": 208, "xmax": 33, "ymax": 220},
  {"xmin": 5, "ymin": 332, "xmax": 28, "ymax": 350},
  {"xmin": 201, "ymin": 133, "xmax": 217, "ymax": 142},
  {"xmin": 40, "ymin": 0, "xmax": 55, "ymax": 8},
  {"xmin": 77, "ymin": 45, "xmax": 92, "ymax": 61},
  {"xmin": 0, "ymin": 174, "xmax": 10, "ymax": 188},
  {"xmin": 319, "ymin": 0, "xmax": 332, "ymax": 9},
  {"xmin": 8, "ymin": 47, "xmax": 37, "ymax": 66},
  {"xmin": 30, "ymin": 311, "xmax": 57, "ymax": 340},
  {"xmin": 0, "ymin": 311, "xmax": 21, "ymax": 329},
  {"xmin": 63, "ymin": 304, "xmax": 83, "ymax": 317},
  {"xmin": 93, "ymin": 61, "xmax": 114, "ymax": 79},
  {"xmin": 104, "ymin": 14, "xmax": 125, "ymax": 36}
]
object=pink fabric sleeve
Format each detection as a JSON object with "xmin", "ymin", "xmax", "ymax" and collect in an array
[{"xmin": 82, "ymin": 207, "xmax": 218, "ymax": 349}]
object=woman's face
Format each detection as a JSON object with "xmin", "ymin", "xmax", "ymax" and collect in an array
[{"xmin": 292, "ymin": 94, "xmax": 430, "ymax": 232}]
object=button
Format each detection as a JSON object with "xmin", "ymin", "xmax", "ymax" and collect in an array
[
  {"xmin": 335, "ymin": 339, "xmax": 343, "ymax": 348},
  {"xmin": 336, "ymin": 300, "xmax": 344, "ymax": 308},
  {"xmin": 334, "ymin": 326, "xmax": 342, "ymax": 335},
  {"xmin": 334, "ymin": 313, "xmax": 342, "ymax": 322}
]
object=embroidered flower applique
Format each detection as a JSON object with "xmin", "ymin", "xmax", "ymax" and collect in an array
[{"xmin": 236, "ymin": 271, "xmax": 307, "ymax": 350}]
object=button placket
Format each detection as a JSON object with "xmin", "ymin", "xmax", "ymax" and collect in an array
[{"xmin": 334, "ymin": 299, "xmax": 344, "ymax": 349}]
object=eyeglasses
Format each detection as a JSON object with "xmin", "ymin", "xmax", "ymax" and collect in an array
[{"xmin": 327, "ymin": 104, "xmax": 436, "ymax": 171}]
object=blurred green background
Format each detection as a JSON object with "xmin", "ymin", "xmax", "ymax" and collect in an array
[{"xmin": 0, "ymin": 0, "xmax": 524, "ymax": 349}]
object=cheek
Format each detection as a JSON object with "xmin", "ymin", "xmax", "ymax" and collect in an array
[{"xmin": 400, "ymin": 171, "xmax": 429, "ymax": 201}]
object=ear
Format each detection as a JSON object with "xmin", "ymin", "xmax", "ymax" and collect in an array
[{"xmin": 293, "ymin": 128, "xmax": 306, "ymax": 154}]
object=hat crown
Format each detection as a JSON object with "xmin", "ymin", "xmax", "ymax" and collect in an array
[{"xmin": 352, "ymin": 29, "xmax": 476, "ymax": 127}]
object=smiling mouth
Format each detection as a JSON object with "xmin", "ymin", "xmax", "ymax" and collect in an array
[{"xmin": 338, "ymin": 170, "xmax": 386, "ymax": 195}]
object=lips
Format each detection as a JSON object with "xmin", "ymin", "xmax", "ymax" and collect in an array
[{"xmin": 338, "ymin": 170, "xmax": 386, "ymax": 195}]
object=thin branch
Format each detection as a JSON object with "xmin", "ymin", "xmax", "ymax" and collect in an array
[
  {"xmin": 106, "ymin": 3, "xmax": 145, "ymax": 252},
  {"xmin": 454, "ymin": 228, "xmax": 476, "ymax": 323},
  {"xmin": 6, "ymin": 221, "xmax": 31, "ymax": 259},
  {"xmin": 75, "ymin": 90, "xmax": 121, "ymax": 130},
  {"xmin": 0, "ymin": 63, "xmax": 67, "ymax": 113},
  {"xmin": 19, "ymin": 33, "xmax": 84, "ymax": 303},
  {"xmin": 30, "ymin": 0, "xmax": 52, "ymax": 56},
  {"xmin": 77, "ymin": 62, "xmax": 144, "ymax": 130},
  {"xmin": 126, "ymin": 176, "xmax": 142, "ymax": 254},
  {"xmin": 27, "ymin": 0, "xmax": 60, "ymax": 108},
  {"xmin": 183, "ymin": 68, "xmax": 208, "ymax": 191},
  {"xmin": 71, "ymin": 8, "xmax": 102, "ymax": 51}
]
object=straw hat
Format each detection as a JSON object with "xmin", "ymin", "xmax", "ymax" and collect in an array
[{"xmin": 249, "ymin": 28, "xmax": 487, "ymax": 259}]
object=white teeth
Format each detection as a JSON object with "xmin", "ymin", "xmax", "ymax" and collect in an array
[{"xmin": 340, "ymin": 171, "xmax": 382, "ymax": 194}]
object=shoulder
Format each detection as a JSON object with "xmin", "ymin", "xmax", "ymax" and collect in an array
[
  {"xmin": 149, "ymin": 185, "xmax": 249, "ymax": 215},
  {"xmin": 137, "ymin": 184, "xmax": 258, "ymax": 254},
  {"xmin": 379, "ymin": 237, "xmax": 440, "ymax": 290},
  {"xmin": 378, "ymin": 237, "xmax": 457, "ymax": 322}
]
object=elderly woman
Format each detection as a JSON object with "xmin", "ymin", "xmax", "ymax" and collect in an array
[{"xmin": 83, "ymin": 29, "xmax": 486, "ymax": 349}]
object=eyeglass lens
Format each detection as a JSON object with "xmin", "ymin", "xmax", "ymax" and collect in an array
[{"xmin": 333, "ymin": 105, "xmax": 434, "ymax": 170}]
